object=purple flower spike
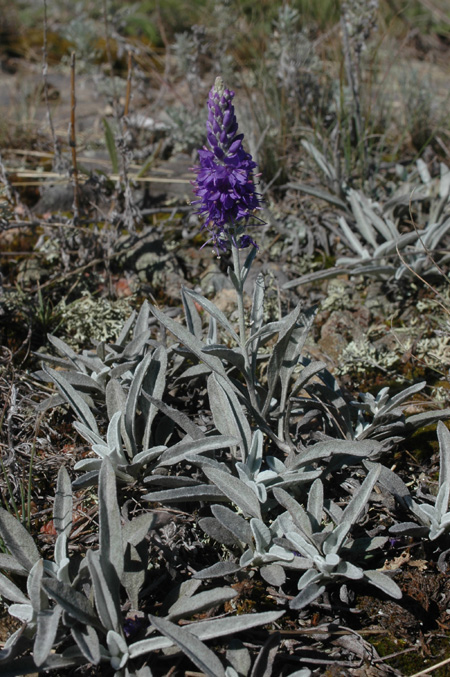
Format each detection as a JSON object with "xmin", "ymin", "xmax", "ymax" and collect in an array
[{"xmin": 192, "ymin": 77, "xmax": 263, "ymax": 254}]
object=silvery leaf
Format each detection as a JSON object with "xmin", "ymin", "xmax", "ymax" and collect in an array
[
  {"xmin": 98, "ymin": 459, "xmax": 123, "ymax": 599},
  {"xmin": 273, "ymin": 488, "xmax": 313, "ymax": 539},
  {"xmin": 438, "ymin": 421, "xmax": 450, "ymax": 492},
  {"xmin": 208, "ymin": 373, "xmax": 252, "ymax": 458},
  {"xmin": 184, "ymin": 287, "xmax": 240, "ymax": 344},
  {"xmin": 340, "ymin": 465, "xmax": 381, "ymax": 527},
  {"xmin": 73, "ymin": 420, "xmax": 105, "ymax": 448},
  {"xmin": 290, "ymin": 583, "xmax": 326, "ymax": 610},
  {"xmin": 0, "ymin": 572, "xmax": 29, "ymax": 604},
  {"xmin": 302, "ymin": 140, "xmax": 336, "ymax": 181},
  {"xmin": 348, "ymin": 189, "xmax": 378, "ymax": 248},
  {"xmin": 290, "ymin": 360, "xmax": 327, "ymax": 399},
  {"xmin": 43, "ymin": 366, "xmax": 98, "ymax": 435},
  {"xmin": 211, "ymin": 505, "xmax": 253, "ymax": 546},
  {"xmin": 116, "ymin": 309, "xmax": 136, "ymax": 346},
  {"xmin": 364, "ymin": 570, "xmax": 402, "ymax": 599},
  {"xmin": 200, "ymin": 517, "xmax": 241, "ymax": 547},
  {"xmin": 202, "ymin": 344, "xmax": 246, "ymax": 372},
  {"xmin": 33, "ymin": 607, "xmax": 62, "ymax": 667},
  {"xmin": 107, "ymin": 629, "xmax": 129, "ymax": 670},
  {"xmin": 260, "ymin": 563, "xmax": 286, "ymax": 586},
  {"xmin": 71, "ymin": 624, "xmax": 101, "ymax": 665},
  {"xmin": 86, "ymin": 550, "xmax": 121, "ymax": 634},
  {"xmin": 241, "ymin": 246, "xmax": 257, "ymax": 284},
  {"xmin": 142, "ymin": 392, "xmax": 205, "ymax": 441},
  {"xmin": 149, "ymin": 614, "xmax": 226, "ymax": 677},
  {"xmin": 389, "ymin": 521, "xmax": 429, "ymax": 537},
  {"xmin": 226, "ymin": 639, "xmax": 251, "ymax": 677},
  {"xmin": 27, "ymin": 559, "xmax": 47, "ymax": 613},
  {"xmin": 133, "ymin": 300, "xmax": 150, "ymax": 340},
  {"xmin": 125, "ymin": 352, "xmax": 154, "ymax": 457},
  {"xmin": 0, "ymin": 508, "xmax": 40, "ymax": 573},
  {"xmin": 193, "ymin": 561, "xmax": 242, "ymax": 579},
  {"xmin": 278, "ymin": 307, "xmax": 316, "ymax": 414},
  {"xmin": 263, "ymin": 304, "xmax": 302, "ymax": 414},
  {"xmin": 141, "ymin": 345, "xmax": 168, "ymax": 449},
  {"xmin": 150, "ymin": 304, "xmax": 226, "ymax": 376},
  {"xmin": 142, "ymin": 485, "xmax": 225, "ymax": 503},
  {"xmin": 249, "ymin": 631, "xmax": 280, "ymax": 677},
  {"xmin": 182, "ymin": 286, "xmax": 203, "ymax": 339},
  {"xmin": 41, "ymin": 579, "xmax": 101, "ymax": 629},
  {"xmin": 46, "ymin": 333, "xmax": 87, "ymax": 370},
  {"xmin": 131, "ymin": 446, "xmax": 167, "ymax": 467},
  {"xmin": 129, "ymin": 611, "xmax": 284, "ymax": 658},
  {"xmin": 284, "ymin": 532, "xmax": 319, "ymax": 561},
  {"xmin": 157, "ymin": 435, "xmax": 238, "ymax": 467},
  {"xmin": 246, "ymin": 429, "xmax": 263, "ymax": 475},
  {"xmin": 405, "ymin": 408, "xmax": 450, "ymax": 432},
  {"xmin": 307, "ymin": 479, "xmax": 323, "ymax": 532},
  {"xmin": 337, "ymin": 215, "xmax": 370, "ymax": 258},
  {"xmin": 73, "ymin": 458, "xmax": 102, "ymax": 472},
  {"xmin": 202, "ymin": 466, "xmax": 262, "ymax": 519},
  {"xmin": 168, "ymin": 587, "xmax": 237, "ymax": 621},
  {"xmin": 122, "ymin": 513, "xmax": 157, "ymax": 547},
  {"xmin": 250, "ymin": 273, "xmax": 265, "ymax": 347},
  {"xmin": 7, "ymin": 603, "xmax": 34, "ymax": 623},
  {"xmin": 335, "ymin": 560, "xmax": 363, "ymax": 580},
  {"xmin": 53, "ymin": 466, "xmax": 72, "ymax": 539},
  {"xmin": 250, "ymin": 518, "xmax": 271, "ymax": 552}
]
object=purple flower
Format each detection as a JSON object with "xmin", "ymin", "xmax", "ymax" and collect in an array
[{"xmin": 192, "ymin": 77, "xmax": 262, "ymax": 253}]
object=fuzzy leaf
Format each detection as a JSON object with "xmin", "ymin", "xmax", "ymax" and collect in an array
[
  {"xmin": 307, "ymin": 479, "xmax": 323, "ymax": 532},
  {"xmin": 0, "ymin": 572, "xmax": 29, "ymax": 604},
  {"xmin": 212, "ymin": 504, "xmax": 253, "ymax": 546},
  {"xmin": 33, "ymin": 607, "xmax": 62, "ymax": 667},
  {"xmin": 364, "ymin": 570, "xmax": 402, "ymax": 599},
  {"xmin": 168, "ymin": 587, "xmax": 237, "ymax": 621},
  {"xmin": 193, "ymin": 561, "xmax": 242, "ymax": 579},
  {"xmin": 184, "ymin": 287, "xmax": 240, "ymax": 343},
  {"xmin": 260, "ymin": 563, "xmax": 286, "ymax": 587},
  {"xmin": 203, "ymin": 466, "xmax": 262, "ymax": 519},
  {"xmin": 182, "ymin": 286, "xmax": 203, "ymax": 338},
  {"xmin": 157, "ymin": 435, "xmax": 238, "ymax": 467},
  {"xmin": 290, "ymin": 583, "xmax": 326, "ymax": 610},
  {"xmin": 200, "ymin": 517, "xmax": 241, "ymax": 547},
  {"xmin": 71, "ymin": 624, "xmax": 101, "ymax": 665},
  {"xmin": 41, "ymin": 579, "xmax": 101, "ymax": 629},
  {"xmin": 125, "ymin": 351, "xmax": 154, "ymax": 457},
  {"xmin": 129, "ymin": 611, "xmax": 284, "ymax": 658},
  {"xmin": 86, "ymin": 550, "xmax": 121, "ymax": 633},
  {"xmin": 149, "ymin": 614, "xmax": 226, "ymax": 677},
  {"xmin": 53, "ymin": 466, "xmax": 73, "ymax": 539},
  {"xmin": 203, "ymin": 344, "xmax": 246, "ymax": 372},
  {"xmin": 43, "ymin": 366, "xmax": 99, "ymax": 434},
  {"xmin": 208, "ymin": 373, "xmax": 252, "ymax": 457},
  {"xmin": 142, "ymin": 485, "xmax": 225, "ymax": 503},
  {"xmin": 264, "ymin": 303, "xmax": 302, "ymax": 413},
  {"xmin": 99, "ymin": 459, "xmax": 123, "ymax": 591},
  {"xmin": 340, "ymin": 465, "xmax": 381, "ymax": 527},
  {"xmin": 0, "ymin": 508, "xmax": 40, "ymax": 573},
  {"xmin": 150, "ymin": 304, "xmax": 226, "ymax": 377}
]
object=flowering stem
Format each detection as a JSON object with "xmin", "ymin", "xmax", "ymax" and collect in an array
[{"xmin": 231, "ymin": 243, "xmax": 258, "ymax": 410}]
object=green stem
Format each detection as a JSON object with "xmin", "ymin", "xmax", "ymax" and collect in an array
[{"xmin": 231, "ymin": 244, "xmax": 258, "ymax": 410}]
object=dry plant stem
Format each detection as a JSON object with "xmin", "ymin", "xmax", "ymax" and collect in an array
[
  {"xmin": 410, "ymin": 656, "xmax": 450, "ymax": 677},
  {"xmin": 42, "ymin": 0, "xmax": 62, "ymax": 168},
  {"xmin": 123, "ymin": 51, "xmax": 133, "ymax": 130},
  {"xmin": 102, "ymin": 0, "xmax": 120, "ymax": 118},
  {"xmin": 70, "ymin": 52, "xmax": 79, "ymax": 219},
  {"xmin": 340, "ymin": 13, "xmax": 368, "ymax": 175}
]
